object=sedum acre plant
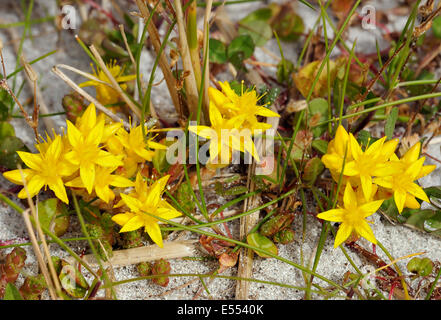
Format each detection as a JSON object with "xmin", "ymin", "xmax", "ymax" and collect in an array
[{"xmin": 319, "ymin": 125, "xmax": 436, "ymax": 247}]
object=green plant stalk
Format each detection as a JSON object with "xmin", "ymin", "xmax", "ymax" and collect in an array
[
  {"xmin": 187, "ymin": 0, "xmax": 202, "ymax": 91},
  {"xmin": 141, "ymin": 21, "xmax": 176, "ymax": 137},
  {"xmin": 135, "ymin": 1, "xmax": 161, "ymax": 102},
  {"xmin": 306, "ymin": 0, "xmax": 361, "ymax": 103},
  {"xmin": 72, "ymin": 193, "xmax": 116, "ymax": 299},
  {"xmin": 320, "ymin": 5, "xmax": 375, "ymax": 79},
  {"xmin": 305, "ymin": 188, "xmax": 330, "ymax": 300},
  {"xmin": 12, "ymin": 112, "xmax": 66, "ymax": 118},
  {"xmin": 211, "ymin": 190, "xmax": 261, "ymax": 218},
  {"xmin": 12, "ymin": 0, "xmax": 34, "ymax": 91},
  {"xmin": 338, "ymin": 41, "xmax": 357, "ymax": 127},
  {"xmin": 75, "ymin": 36, "xmax": 98, "ymax": 66},
  {"xmin": 0, "ymin": 16, "xmax": 54, "ymax": 29},
  {"xmin": 182, "ymin": 161, "xmax": 208, "ymax": 220},
  {"xmin": 425, "ymin": 262, "xmax": 441, "ymax": 299},
  {"xmin": 0, "ymin": 237, "xmax": 97, "ymax": 250},
  {"xmin": 296, "ymin": 1, "xmax": 332, "ymax": 68},
  {"xmin": 164, "ymin": 188, "xmax": 204, "ymax": 225},
  {"xmin": 6, "ymin": 50, "xmax": 56, "ymax": 80},
  {"xmin": 201, "ymin": 0, "xmax": 315, "ymax": 10},
  {"xmin": 319, "ymin": 0, "xmax": 332, "ymax": 135},
  {"xmin": 192, "ymin": 18, "xmax": 212, "ymax": 220},
  {"xmin": 280, "ymin": 0, "xmax": 361, "ymax": 193},
  {"xmin": 174, "ymin": 0, "xmax": 200, "ymax": 121}
]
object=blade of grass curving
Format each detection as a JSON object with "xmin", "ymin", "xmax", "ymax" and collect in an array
[
  {"xmin": 0, "ymin": 237, "xmax": 98, "ymax": 250},
  {"xmin": 12, "ymin": 0, "xmax": 34, "ymax": 91},
  {"xmin": 6, "ymin": 50, "xmax": 56, "ymax": 80},
  {"xmin": 338, "ymin": 40, "xmax": 357, "ymax": 127},
  {"xmin": 135, "ymin": 1, "xmax": 161, "ymax": 102}
]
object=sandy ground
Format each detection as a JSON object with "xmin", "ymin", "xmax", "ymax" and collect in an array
[{"xmin": 0, "ymin": 0, "xmax": 441, "ymax": 300}]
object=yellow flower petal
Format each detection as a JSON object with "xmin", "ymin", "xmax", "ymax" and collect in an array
[
  {"xmin": 156, "ymin": 207, "xmax": 182, "ymax": 220},
  {"xmin": 49, "ymin": 178, "xmax": 69, "ymax": 204},
  {"xmin": 66, "ymin": 120, "xmax": 83, "ymax": 148},
  {"xmin": 144, "ymin": 221, "xmax": 163, "ymax": 247},
  {"xmin": 354, "ymin": 220, "xmax": 377, "ymax": 244},
  {"xmin": 17, "ymin": 151, "xmax": 42, "ymax": 171},
  {"xmin": 120, "ymin": 216, "xmax": 144, "ymax": 232},
  {"xmin": 394, "ymin": 190, "xmax": 406, "ymax": 214},
  {"xmin": 402, "ymin": 142, "xmax": 421, "ymax": 163},
  {"xmin": 80, "ymin": 162, "xmax": 95, "ymax": 194},
  {"xmin": 255, "ymin": 106, "xmax": 280, "ymax": 118},
  {"xmin": 359, "ymin": 200, "xmax": 383, "ymax": 217},
  {"xmin": 110, "ymin": 175, "xmax": 134, "ymax": 188},
  {"xmin": 317, "ymin": 209, "xmax": 345, "ymax": 222},
  {"xmin": 406, "ymin": 182, "xmax": 430, "ymax": 203},
  {"xmin": 404, "ymin": 194, "xmax": 420, "ymax": 209},
  {"xmin": 334, "ymin": 223, "xmax": 353, "ymax": 248},
  {"xmin": 95, "ymin": 185, "xmax": 113, "ymax": 203},
  {"xmin": 26, "ymin": 175, "xmax": 46, "ymax": 198},
  {"xmin": 112, "ymin": 212, "xmax": 135, "ymax": 226},
  {"xmin": 417, "ymin": 165, "xmax": 436, "ymax": 180},
  {"xmin": 3, "ymin": 169, "xmax": 33, "ymax": 185},
  {"xmin": 359, "ymin": 174, "xmax": 373, "ymax": 202},
  {"xmin": 343, "ymin": 182, "xmax": 358, "ymax": 207}
]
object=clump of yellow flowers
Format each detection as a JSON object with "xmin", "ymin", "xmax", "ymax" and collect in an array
[
  {"xmin": 3, "ymin": 104, "xmax": 177, "ymax": 247},
  {"xmin": 319, "ymin": 125, "xmax": 436, "ymax": 248},
  {"xmin": 189, "ymin": 81, "xmax": 280, "ymax": 167}
]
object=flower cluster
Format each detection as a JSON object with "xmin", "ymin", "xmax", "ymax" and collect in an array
[
  {"xmin": 3, "ymin": 104, "xmax": 177, "ymax": 247},
  {"xmin": 189, "ymin": 81, "xmax": 280, "ymax": 167},
  {"xmin": 318, "ymin": 125, "xmax": 436, "ymax": 248},
  {"xmin": 79, "ymin": 61, "xmax": 137, "ymax": 106}
]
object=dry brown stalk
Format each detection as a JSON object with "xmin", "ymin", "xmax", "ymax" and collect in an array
[
  {"xmin": 173, "ymin": 0, "xmax": 200, "ymax": 121},
  {"xmin": 235, "ymin": 108, "xmax": 280, "ymax": 300},
  {"xmin": 51, "ymin": 65, "xmax": 131, "ymax": 129},
  {"xmin": 70, "ymin": 240, "xmax": 199, "ymax": 267},
  {"xmin": 89, "ymin": 45, "xmax": 142, "ymax": 120},
  {"xmin": 136, "ymin": 0, "xmax": 183, "ymax": 118},
  {"xmin": 5, "ymin": 28, "xmax": 57, "ymax": 133},
  {"xmin": 18, "ymin": 164, "xmax": 59, "ymax": 299}
]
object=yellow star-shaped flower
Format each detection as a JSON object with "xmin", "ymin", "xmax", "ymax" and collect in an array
[
  {"xmin": 3, "ymin": 134, "xmax": 76, "ymax": 203},
  {"xmin": 189, "ymin": 103, "xmax": 260, "ymax": 166},
  {"xmin": 346, "ymin": 134, "xmax": 400, "ymax": 201},
  {"xmin": 79, "ymin": 61, "xmax": 136, "ymax": 106},
  {"xmin": 64, "ymin": 106, "xmax": 123, "ymax": 194},
  {"xmin": 375, "ymin": 142, "xmax": 436, "ymax": 213},
  {"xmin": 317, "ymin": 182, "xmax": 384, "ymax": 248},
  {"xmin": 112, "ymin": 174, "xmax": 182, "ymax": 247},
  {"xmin": 66, "ymin": 166, "xmax": 134, "ymax": 204},
  {"xmin": 210, "ymin": 81, "xmax": 280, "ymax": 134}
]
